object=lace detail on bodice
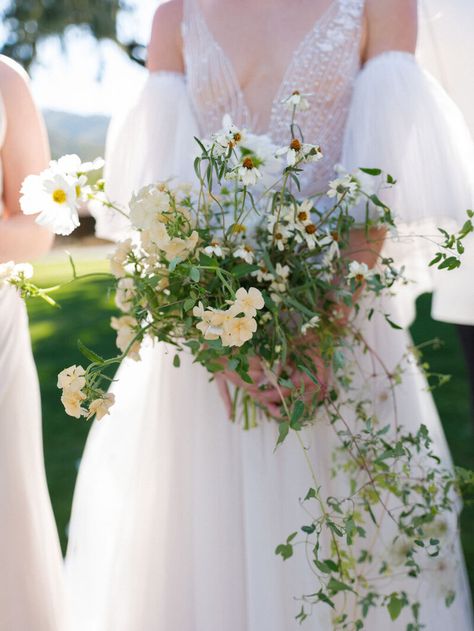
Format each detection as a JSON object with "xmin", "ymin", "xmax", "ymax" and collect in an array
[{"xmin": 183, "ymin": 0, "xmax": 365, "ymax": 195}]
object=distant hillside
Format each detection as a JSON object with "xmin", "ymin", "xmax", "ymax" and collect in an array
[{"xmin": 43, "ymin": 109, "xmax": 110, "ymax": 160}]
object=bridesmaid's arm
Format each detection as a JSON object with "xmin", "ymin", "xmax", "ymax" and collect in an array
[
  {"xmin": 147, "ymin": 0, "xmax": 184, "ymax": 73},
  {"xmin": 348, "ymin": 0, "xmax": 419, "ymax": 271},
  {"xmin": 0, "ymin": 56, "xmax": 53, "ymax": 262},
  {"xmin": 363, "ymin": 0, "xmax": 417, "ymax": 63}
]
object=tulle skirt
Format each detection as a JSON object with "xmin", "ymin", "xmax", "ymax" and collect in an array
[
  {"xmin": 0, "ymin": 287, "xmax": 67, "ymax": 631},
  {"xmin": 65, "ymin": 297, "xmax": 473, "ymax": 631}
]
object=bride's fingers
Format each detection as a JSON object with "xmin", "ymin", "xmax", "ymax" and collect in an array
[{"xmin": 215, "ymin": 374, "xmax": 232, "ymax": 418}]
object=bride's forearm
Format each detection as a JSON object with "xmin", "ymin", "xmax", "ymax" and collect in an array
[{"xmin": 0, "ymin": 214, "xmax": 54, "ymax": 262}]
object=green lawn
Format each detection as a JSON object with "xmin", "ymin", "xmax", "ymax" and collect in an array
[{"xmin": 27, "ymin": 257, "xmax": 474, "ymax": 592}]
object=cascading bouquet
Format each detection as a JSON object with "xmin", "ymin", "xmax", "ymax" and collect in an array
[{"xmin": 7, "ymin": 94, "xmax": 473, "ymax": 629}]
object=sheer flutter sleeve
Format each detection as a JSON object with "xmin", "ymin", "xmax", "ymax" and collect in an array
[
  {"xmin": 341, "ymin": 51, "xmax": 474, "ymax": 326},
  {"xmin": 92, "ymin": 72, "xmax": 200, "ymax": 242}
]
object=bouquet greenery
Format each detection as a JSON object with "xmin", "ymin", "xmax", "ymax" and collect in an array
[{"xmin": 5, "ymin": 93, "xmax": 473, "ymax": 629}]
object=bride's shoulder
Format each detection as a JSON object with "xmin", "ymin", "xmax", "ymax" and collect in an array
[
  {"xmin": 363, "ymin": 0, "xmax": 417, "ymax": 61},
  {"xmin": 147, "ymin": 0, "xmax": 184, "ymax": 73}
]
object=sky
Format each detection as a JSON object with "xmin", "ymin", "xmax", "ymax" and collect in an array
[{"xmin": 28, "ymin": 0, "xmax": 161, "ymax": 116}]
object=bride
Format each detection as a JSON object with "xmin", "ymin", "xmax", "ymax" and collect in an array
[
  {"xmin": 0, "ymin": 56, "xmax": 67, "ymax": 631},
  {"xmin": 66, "ymin": 0, "xmax": 474, "ymax": 629}
]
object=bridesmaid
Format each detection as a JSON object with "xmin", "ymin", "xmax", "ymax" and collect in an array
[{"xmin": 0, "ymin": 56, "xmax": 67, "ymax": 631}]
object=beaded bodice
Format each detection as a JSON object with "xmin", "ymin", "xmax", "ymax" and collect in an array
[{"xmin": 183, "ymin": 0, "xmax": 365, "ymax": 194}]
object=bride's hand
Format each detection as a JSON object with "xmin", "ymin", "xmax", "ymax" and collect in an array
[
  {"xmin": 254, "ymin": 357, "xmax": 329, "ymax": 419},
  {"xmin": 215, "ymin": 354, "xmax": 328, "ymax": 419},
  {"xmin": 215, "ymin": 356, "xmax": 293, "ymax": 418}
]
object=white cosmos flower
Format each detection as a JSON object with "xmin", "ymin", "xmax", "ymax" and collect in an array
[
  {"xmin": 203, "ymin": 241, "xmax": 227, "ymax": 258},
  {"xmin": 0, "ymin": 261, "xmax": 34, "ymax": 288},
  {"xmin": 347, "ymin": 261, "xmax": 373, "ymax": 282},
  {"xmin": 51, "ymin": 154, "xmax": 104, "ymax": 175},
  {"xmin": 251, "ymin": 262, "xmax": 274, "ymax": 283},
  {"xmin": 292, "ymin": 199, "xmax": 313, "ymax": 227},
  {"xmin": 276, "ymin": 139, "xmax": 323, "ymax": 167},
  {"xmin": 238, "ymin": 133, "xmax": 284, "ymax": 188},
  {"xmin": 0, "ymin": 261, "xmax": 16, "ymax": 287},
  {"xmin": 232, "ymin": 287, "xmax": 265, "ymax": 317},
  {"xmin": 301, "ymin": 315, "xmax": 321, "ymax": 335},
  {"xmin": 282, "ymin": 90, "xmax": 312, "ymax": 111},
  {"xmin": 233, "ymin": 244, "xmax": 255, "ymax": 264},
  {"xmin": 212, "ymin": 115, "xmax": 246, "ymax": 154},
  {"xmin": 87, "ymin": 393, "xmax": 115, "ymax": 421},
  {"xmin": 111, "ymin": 315, "xmax": 141, "ymax": 361},
  {"xmin": 327, "ymin": 173, "xmax": 360, "ymax": 202},
  {"xmin": 237, "ymin": 157, "xmax": 261, "ymax": 186},
  {"xmin": 295, "ymin": 222, "xmax": 319, "ymax": 249},
  {"xmin": 20, "ymin": 171, "xmax": 80, "ymax": 236}
]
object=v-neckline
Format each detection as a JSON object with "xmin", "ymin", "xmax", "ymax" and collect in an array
[{"xmin": 190, "ymin": 0, "xmax": 341, "ymax": 133}]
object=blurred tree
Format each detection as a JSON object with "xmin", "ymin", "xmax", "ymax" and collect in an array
[{"xmin": 0, "ymin": 0, "xmax": 146, "ymax": 69}]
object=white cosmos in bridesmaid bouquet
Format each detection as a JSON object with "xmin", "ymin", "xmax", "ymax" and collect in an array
[{"xmin": 19, "ymin": 154, "xmax": 104, "ymax": 236}]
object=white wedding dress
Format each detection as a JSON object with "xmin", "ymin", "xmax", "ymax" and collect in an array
[
  {"xmin": 0, "ymin": 97, "xmax": 68, "ymax": 630},
  {"xmin": 66, "ymin": 1, "xmax": 474, "ymax": 629}
]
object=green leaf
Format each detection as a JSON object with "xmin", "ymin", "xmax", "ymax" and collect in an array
[
  {"xmin": 183, "ymin": 298, "xmax": 196, "ymax": 312},
  {"xmin": 445, "ymin": 591, "xmax": 456, "ymax": 608},
  {"xmin": 276, "ymin": 421, "xmax": 290, "ymax": 446},
  {"xmin": 387, "ymin": 593, "xmax": 405, "ymax": 621},
  {"xmin": 168, "ymin": 257, "xmax": 182, "ymax": 272},
  {"xmin": 291, "ymin": 400, "xmax": 305, "ymax": 426},
  {"xmin": 315, "ymin": 590, "xmax": 335, "ymax": 609},
  {"xmin": 305, "ymin": 487, "xmax": 317, "ymax": 501},
  {"xmin": 78, "ymin": 339, "xmax": 105, "ymax": 365},
  {"xmin": 275, "ymin": 543, "xmax": 293, "ymax": 561},
  {"xmin": 360, "ymin": 167, "xmax": 382, "ymax": 176},
  {"xmin": 173, "ymin": 354, "xmax": 181, "ymax": 368},
  {"xmin": 327, "ymin": 577, "xmax": 355, "ymax": 595},
  {"xmin": 384, "ymin": 314, "xmax": 402, "ymax": 330},
  {"xmin": 314, "ymin": 558, "xmax": 332, "ymax": 573},
  {"xmin": 189, "ymin": 267, "xmax": 201, "ymax": 282},
  {"xmin": 232, "ymin": 263, "xmax": 259, "ymax": 278}
]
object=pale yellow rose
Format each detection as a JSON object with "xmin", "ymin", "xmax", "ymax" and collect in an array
[
  {"xmin": 115, "ymin": 277, "xmax": 136, "ymax": 313},
  {"xmin": 88, "ymin": 393, "xmax": 115, "ymax": 421},
  {"xmin": 222, "ymin": 315, "xmax": 257, "ymax": 347},
  {"xmin": 231, "ymin": 287, "xmax": 265, "ymax": 317},
  {"xmin": 57, "ymin": 365, "xmax": 86, "ymax": 391},
  {"xmin": 61, "ymin": 389, "xmax": 87, "ymax": 419},
  {"xmin": 111, "ymin": 316, "xmax": 141, "ymax": 361}
]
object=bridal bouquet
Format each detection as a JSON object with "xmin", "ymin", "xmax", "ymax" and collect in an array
[{"xmin": 11, "ymin": 94, "xmax": 473, "ymax": 629}]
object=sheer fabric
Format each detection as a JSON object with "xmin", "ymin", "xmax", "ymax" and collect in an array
[
  {"xmin": 0, "ymin": 95, "xmax": 68, "ymax": 631},
  {"xmin": 183, "ymin": 0, "xmax": 364, "ymax": 196},
  {"xmin": 67, "ymin": 3, "xmax": 474, "ymax": 630},
  {"xmin": 341, "ymin": 51, "xmax": 474, "ymax": 326},
  {"xmin": 417, "ymin": 0, "xmax": 474, "ymax": 325}
]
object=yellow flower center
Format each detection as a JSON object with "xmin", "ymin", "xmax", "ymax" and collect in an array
[
  {"xmin": 292, "ymin": 90, "xmax": 300, "ymax": 96},
  {"xmin": 298, "ymin": 211, "xmax": 308, "ymax": 222},
  {"xmin": 242, "ymin": 157, "xmax": 254, "ymax": 170},
  {"xmin": 305, "ymin": 224, "xmax": 317, "ymax": 235},
  {"xmin": 355, "ymin": 273, "xmax": 365, "ymax": 283},
  {"xmin": 52, "ymin": 189, "xmax": 67, "ymax": 204},
  {"xmin": 231, "ymin": 224, "xmax": 247, "ymax": 234},
  {"xmin": 75, "ymin": 185, "xmax": 81, "ymax": 197}
]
